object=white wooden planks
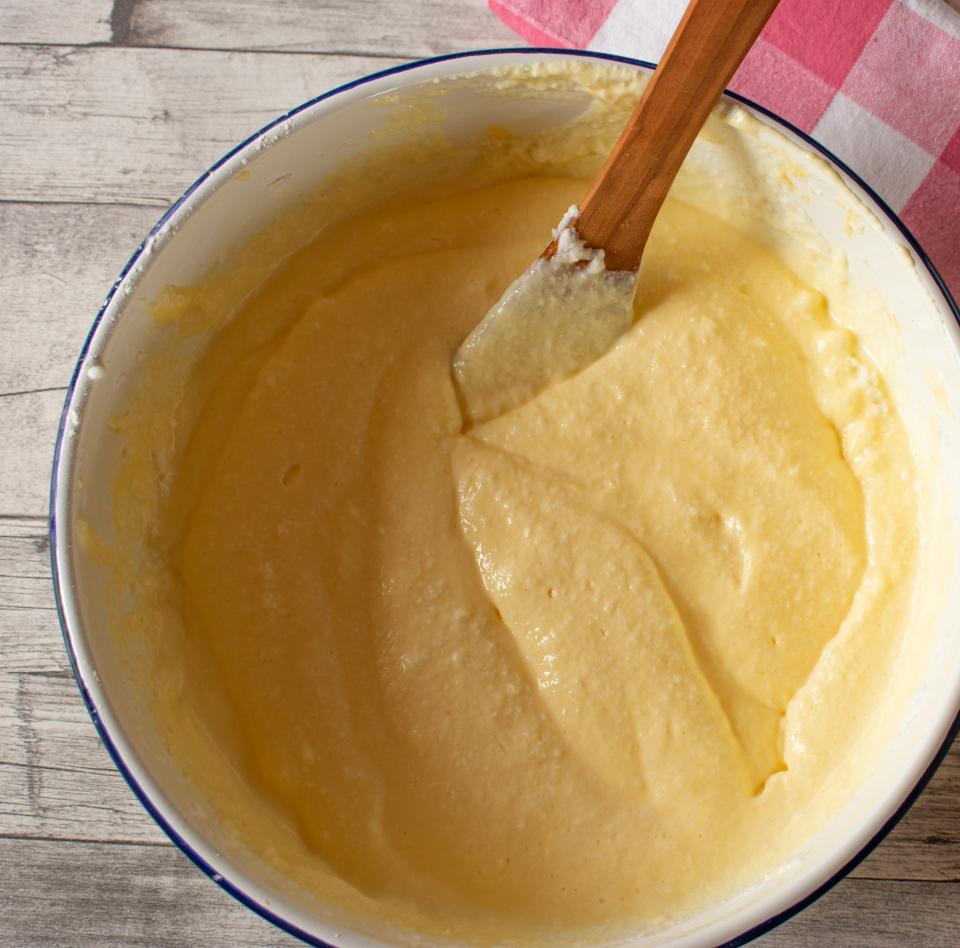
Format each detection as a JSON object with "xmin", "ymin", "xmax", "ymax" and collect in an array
[
  {"xmin": 760, "ymin": 879, "xmax": 960, "ymax": 947},
  {"xmin": 0, "ymin": 390, "xmax": 64, "ymax": 517},
  {"xmin": 0, "ymin": 674, "xmax": 168, "ymax": 846},
  {"xmin": 0, "ymin": 1, "xmax": 113, "ymax": 45},
  {"xmin": 129, "ymin": 0, "xmax": 518, "ymax": 56},
  {"xmin": 0, "ymin": 838, "xmax": 295, "ymax": 946},
  {"xmin": 0, "ymin": 204, "xmax": 160, "ymax": 395}
]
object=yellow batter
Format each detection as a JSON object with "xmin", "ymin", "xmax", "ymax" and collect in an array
[{"xmin": 142, "ymin": 167, "xmax": 920, "ymax": 940}]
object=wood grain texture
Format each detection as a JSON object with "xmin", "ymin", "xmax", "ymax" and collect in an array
[
  {"xmin": 0, "ymin": 390, "xmax": 64, "ymax": 517},
  {"xmin": 130, "ymin": 0, "xmax": 517, "ymax": 56},
  {"xmin": 0, "ymin": 1, "xmax": 112, "ymax": 45},
  {"xmin": 758, "ymin": 880, "xmax": 960, "ymax": 947},
  {"xmin": 0, "ymin": 673, "xmax": 168, "ymax": 846},
  {"xmin": 3, "ymin": 0, "xmax": 960, "ymax": 943},
  {"xmin": 0, "ymin": 838, "xmax": 293, "ymax": 946},
  {"xmin": 0, "ymin": 204, "xmax": 160, "ymax": 396}
]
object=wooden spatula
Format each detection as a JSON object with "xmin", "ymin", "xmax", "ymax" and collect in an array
[
  {"xmin": 572, "ymin": 0, "xmax": 782, "ymax": 271},
  {"xmin": 454, "ymin": 0, "xmax": 781, "ymax": 425}
]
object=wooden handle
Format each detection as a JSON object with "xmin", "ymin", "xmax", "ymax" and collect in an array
[{"xmin": 576, "ymin": 0, "xmax": 781, "ymax": 271}]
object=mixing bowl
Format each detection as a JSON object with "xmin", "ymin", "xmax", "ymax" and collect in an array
[{"xmin": 51, "ymin": 49, "xmax": 960, "ymax": 946}]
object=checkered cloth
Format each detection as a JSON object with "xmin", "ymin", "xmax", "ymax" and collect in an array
[{"xmin": 489, "ymin": 0, "xmax": 960, "ymax": 299}]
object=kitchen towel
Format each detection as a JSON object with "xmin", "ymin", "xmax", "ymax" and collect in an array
[{"xmin": 489, "ymin": 0, "xmax": 960, "ymax": 297}]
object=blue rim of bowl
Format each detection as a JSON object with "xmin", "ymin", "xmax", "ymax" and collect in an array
[{"xmin": 49, "ymin": 46, "xmax": 960, "ymax": 948}]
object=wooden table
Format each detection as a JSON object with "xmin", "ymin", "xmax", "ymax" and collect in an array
[{"xmin": 2, "ymin": 2, "xmax": 958, "ymax": 944}]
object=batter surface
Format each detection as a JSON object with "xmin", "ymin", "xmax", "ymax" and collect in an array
[{"xmin": 154, "ymin": 172, "xmax": 918, "ymax": 939}]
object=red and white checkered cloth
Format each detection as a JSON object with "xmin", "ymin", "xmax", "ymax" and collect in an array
[{"xmin": 489, "ymin": 0, "xmax": 960, "ymax": 299}]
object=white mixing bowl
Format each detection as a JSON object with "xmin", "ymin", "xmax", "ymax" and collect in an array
[{"xmin": 51, "ymin": 49, "xmax": 960, "ymax": 946}]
